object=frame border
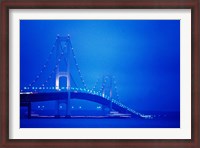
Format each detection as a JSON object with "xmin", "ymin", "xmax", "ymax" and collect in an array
[{"xmin": 0, "ymin": 0, "xmax": 199, "ymax": 147}]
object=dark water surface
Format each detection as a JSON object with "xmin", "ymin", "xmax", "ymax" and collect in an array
[
  {"xmin": 21, "ymin": 118, "xmax": 179, "ymax": 128},
  {"xmin": 20, "ymin": 109, "xmax": 180, "ymax": 128}
]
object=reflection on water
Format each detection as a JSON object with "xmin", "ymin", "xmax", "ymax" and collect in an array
[{"xmin": 20, "ymin": 107, "xmax": 180, "ymax": 128}]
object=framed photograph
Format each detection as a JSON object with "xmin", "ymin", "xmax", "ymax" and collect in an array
[{"xmin": 1, "ymin": 0, "xmax": 199, "ymax": 147}]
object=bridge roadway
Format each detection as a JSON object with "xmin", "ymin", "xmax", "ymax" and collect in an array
[{"xmin": 20, "ymin": 91, "xmax": 141, "ymax": 118}]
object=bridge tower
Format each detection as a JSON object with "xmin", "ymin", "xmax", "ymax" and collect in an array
[
  {"xmin": 102, "ymin": 75, "xmax": 113, "ymax": 112},
  {"xmin": 55, "ymin": 34, "xmax": 71, "ymax": 117}
]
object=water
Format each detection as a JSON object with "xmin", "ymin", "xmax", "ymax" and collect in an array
[
  {"xmin": 20, "ymin": 108, "xmax": 180, "ymax": 128},
  {"xmin": 21, "ymin": 118, "xmax": 179, "ymax": 128}
]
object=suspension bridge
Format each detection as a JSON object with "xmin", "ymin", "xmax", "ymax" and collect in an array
[{"xmin": 20, "ymin": 34, "xmax": 152, "ymax": 119}]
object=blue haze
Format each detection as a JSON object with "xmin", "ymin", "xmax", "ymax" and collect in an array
[{"xmin": 20, "ymin": 20, "xmax": 180, "ymax": 114}]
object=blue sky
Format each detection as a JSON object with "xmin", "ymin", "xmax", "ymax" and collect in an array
[{"xmin": 20, "ymin": 20, "xmax": 180, "ymax": 112}]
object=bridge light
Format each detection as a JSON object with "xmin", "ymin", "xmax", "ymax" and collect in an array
[
  {"xmin": 71, "ymin": 106, "xmax": 74, "ymax": 109},
  {"xmin": 97, "ymin": 106, "xmax": 101, "ymax": 109},
  {"xmin": 79, "ymin": 106, "xmax": 82, "ymax": 109},
  {"xmin": 24, "ymin": 87, "xmax": 26, "ymax": 89}
]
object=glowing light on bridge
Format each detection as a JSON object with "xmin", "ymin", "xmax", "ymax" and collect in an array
[{"xmin": 97, "ymin": 106, "xmax": 101, "ymax": 109}]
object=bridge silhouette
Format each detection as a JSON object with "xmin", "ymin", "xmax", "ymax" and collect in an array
[{"xmin": 20, "ymin": 34, "xmax": 152, "ymax": 119}]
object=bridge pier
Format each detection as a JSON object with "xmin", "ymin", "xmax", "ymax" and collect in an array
[
  {"xmin": 54, "ymin": 93, "xmax": 71, "ymax": 118},
  {"xmin": 65, "ymin": 90, "xmax": 71, "ymax": 117},
  {"xmin": 28, "ymin": 102, "xmax": 31, "ymax": 119},
  {"xmin": 55, "ymin": 99, "xmax": 60, "ymax": 118}
]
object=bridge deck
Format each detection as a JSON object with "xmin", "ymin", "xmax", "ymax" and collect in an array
[{"xmin": 20, "ymin": 91, "xmax": 141, "ymax": 118}]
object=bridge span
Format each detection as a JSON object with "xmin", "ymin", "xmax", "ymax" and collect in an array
[{"xmin": 20, "ymin": 91, "xmax": 152, "ymax": 119}]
